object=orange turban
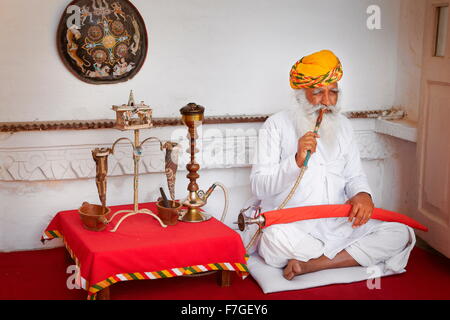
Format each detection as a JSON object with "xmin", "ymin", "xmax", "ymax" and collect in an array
[{"xmin": 289, "ymin": 50, "xmax": 343, "ymax": 89}]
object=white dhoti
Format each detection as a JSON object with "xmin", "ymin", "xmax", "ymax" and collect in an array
[{"xmin": 258, "ymin": 218, "xmax": 415, "ymax": 273}]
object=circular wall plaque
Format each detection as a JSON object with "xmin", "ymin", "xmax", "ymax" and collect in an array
[{"xmin": 57, "ymin": 0, "xmax": 148, "ymax": 84}]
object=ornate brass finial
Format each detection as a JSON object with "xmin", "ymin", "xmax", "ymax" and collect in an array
[{"xmin": 128, "ymin": 90, "xmax": 136, "ymax": 106}]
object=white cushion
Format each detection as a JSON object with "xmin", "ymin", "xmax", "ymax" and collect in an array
[{"xmin": 248, "ymin": 253, "xmax": 405, "ymax": 294}]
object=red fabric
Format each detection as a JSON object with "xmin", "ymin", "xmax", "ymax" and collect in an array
[
  {"xmin": 43, "ymin": 202, "xmax": 247, "ymax": 291},
  {"xmin": 1, "ymin": 246, "xmax": 450, "ymax": 300},
  {"xmin": 263, "ymin": 204, "xmax": 428, "ymax": 231}
]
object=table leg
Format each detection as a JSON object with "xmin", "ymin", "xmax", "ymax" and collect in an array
[
  {"xmin": 217, "ymin": 270, "xmax": 232, "ymax": 287},
  {"xmin": 97, "ymin": 287, "xmax": 111, "ymax": 300}
]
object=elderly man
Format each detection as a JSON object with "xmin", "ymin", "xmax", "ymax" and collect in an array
[{"xmin": 250, "ymin": 50, "xmax": 415, "ymax": 280}]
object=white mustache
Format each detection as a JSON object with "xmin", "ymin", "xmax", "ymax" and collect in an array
[
  {"xmin": 308, "ymin": 104, "xmax": 337, "ymax": 115},
  {"xmin": 293, "ymin": 89, "xmax": 342, "ymax": 119}
]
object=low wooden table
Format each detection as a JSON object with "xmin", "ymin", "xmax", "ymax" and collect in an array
[{"xmin": 42, "ymin": 202, "xmax": 249, "ymax": 300}]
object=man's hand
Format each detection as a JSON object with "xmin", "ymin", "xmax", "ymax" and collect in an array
[
  {"xmin": 346, "ymin": 192, "xmax": 374, "ymax": 228},
  {"xmin": 295, "ymin": 132, "xmax": 319, "ymax": 167}
]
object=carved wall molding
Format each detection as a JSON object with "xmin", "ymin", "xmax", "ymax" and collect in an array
[
  {"xmin": 0, "ymin": 142, "xmax": 168, "ymax": 181},
  {"xmin": 354, "ymin": 131, "xmax": 395, "ymax": 161},
  {"xmin": 0, "ymin": 129, "xmax": 392, "ymax": 182},
  {"xmin": 0, "ymin": 116, "xmax": 268, "ymax": 133},
  {"xmin": 0, "ymin": 109, "xmax": 401, "ymax": 133}
]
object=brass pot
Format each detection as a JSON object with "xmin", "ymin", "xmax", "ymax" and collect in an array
[
  {"xmin": 156, "ymin": 200, "xmax": 182, "ymax": 226},
  {"xmin": 78, "ymin": 202, "xmax": 111, "ymax": 232}
]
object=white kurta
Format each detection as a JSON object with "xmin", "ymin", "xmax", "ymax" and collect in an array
[
  {"xmin": 249, "ymin": 109, "xmax": 415, "ymax": 272},
  {"xmin": 251, "ymin": 109, "xmax": 371, "ymax": 210}
]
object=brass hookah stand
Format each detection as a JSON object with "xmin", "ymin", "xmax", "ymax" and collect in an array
[{"xmin": 179, "ymin": 103, "xmax": 217, "ymax": 222}]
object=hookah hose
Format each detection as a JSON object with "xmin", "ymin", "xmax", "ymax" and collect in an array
[
  {"xmin": 277, "ymin": 108, "xmax": 325, "ymax": 210},
  {"xmin": 245, "ymin": 108, "xmax": 326, "ymax": 251}
]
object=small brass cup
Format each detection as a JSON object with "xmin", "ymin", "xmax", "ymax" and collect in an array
[
  {"xmin": 78, "ymin": 202, "xmax": 111, "ymax": 232},
  {"xmin": 156, "ymin": 200, "xmax": 182, "ymax": 226}
]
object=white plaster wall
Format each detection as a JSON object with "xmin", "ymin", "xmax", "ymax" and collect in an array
[
  {"xmin": 380, "ymin": 137, "xmax": 418, "ymax": 217},
  {"xmin": 348, "ymin": 119, "xmax": 418, "ymax": 216},
  {"xmin": 0, "ymin": 0, "xmax": 425, "ymax": 252},
  {"xmin": 0, "ymin": 0, "xmax": 401, "ymax": 122},
  {"xmin": 0, "ymin": 166, "xmax": 254, "ymax": 252},
  {"xmin": 393, "ymin": 0, "xmax": 427, "ymax": 122},
  {"xmin": 0, "ymin": 123, "xmax": 260, "ymax": 251},
  {"xmin": 0, "ymin": 120, "xmax": 419, "ymax": 252}
]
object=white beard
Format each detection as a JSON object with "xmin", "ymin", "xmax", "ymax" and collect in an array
[{"xmin": 290, "ymin": 90, "xmax": 342, "ymax": 156}]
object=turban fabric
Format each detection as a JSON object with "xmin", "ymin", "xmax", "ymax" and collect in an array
[{"xmin": 290, "ymin": 50, "xmax": 343, "ymax": 89}]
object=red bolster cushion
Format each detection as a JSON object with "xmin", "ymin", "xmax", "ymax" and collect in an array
[{"xmin": 262, "ymin": 204, "xmax": 428, "ymax": 232}]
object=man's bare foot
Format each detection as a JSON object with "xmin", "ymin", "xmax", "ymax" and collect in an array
[
  {"xmin": 283, "ymin": 259, "xmax": 306, "ymax": 280},
  {"xmin": 282, "ymin": 252, "xmax": 360, "ymax": 280}
]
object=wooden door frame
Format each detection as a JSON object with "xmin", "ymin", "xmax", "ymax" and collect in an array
[{"xmin": 416, "ymin": 0, "xmax": 450, "ymax": 257}]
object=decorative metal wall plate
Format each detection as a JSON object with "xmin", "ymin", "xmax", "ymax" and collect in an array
[{"xmin": 57, "ymin": 0, "xmax": 148, "ymax": 84}]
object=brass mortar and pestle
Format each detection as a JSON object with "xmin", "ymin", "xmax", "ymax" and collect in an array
[{"xmin": 156, "ymin": 187, "xmax": 182, "ymax": 226}]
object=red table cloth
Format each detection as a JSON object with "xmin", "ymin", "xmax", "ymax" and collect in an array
[{"xmin": 42, "ymin": 202, "xmax": 248, "ymax": 300}]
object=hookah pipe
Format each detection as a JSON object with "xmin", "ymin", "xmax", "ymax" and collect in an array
[
  {"xmin": 239, "ymin": 108, "xmax": 327, "ymax": 250},
  {"xmin": 277, "ymin": 107, "xmax": 325, "ymax": 210},
  {"xmin": 179, "ymin": 103, "xmax": 230, "ymax": 223}
]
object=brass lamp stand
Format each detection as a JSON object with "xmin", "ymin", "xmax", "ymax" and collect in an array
[
  {"xmin": 107, "ymin": 131, "xmax": 168, "ymax": 232},
  {"xmin": 106, "ymin": 91, "xmax": 167, "ymax": 232}
]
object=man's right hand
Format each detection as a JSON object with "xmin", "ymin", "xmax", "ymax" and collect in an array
[{"xmin": 295, "ymin": 131, "xmax": 319, "ymax": 167}]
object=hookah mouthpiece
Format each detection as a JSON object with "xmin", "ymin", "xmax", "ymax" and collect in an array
[
  {"xmin": 314, "ymin": 107, "xmax": 326, "ymax": 132},
  {"xmin": 304, "ymin": 107, "xmax": 327, "ymax": 167}
]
